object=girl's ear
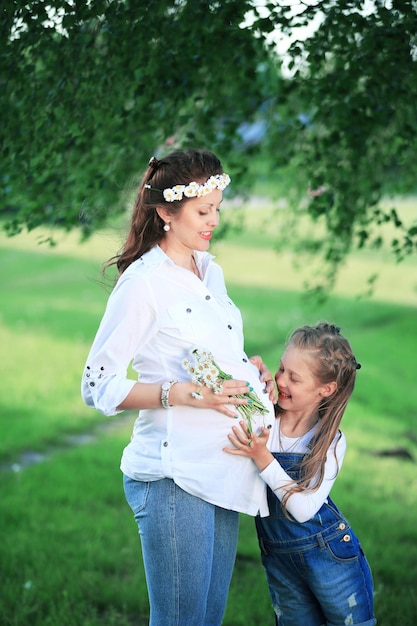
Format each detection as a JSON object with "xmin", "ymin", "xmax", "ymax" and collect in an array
[{"xmin": 320, "ymin": 381, "xmax": 337, "ymax": 398}]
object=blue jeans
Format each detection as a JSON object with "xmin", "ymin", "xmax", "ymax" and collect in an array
[
  {"xmin": 123, "ymin": 476, "xmax": 239, "ymax": 626},
  {"xmin": 255, "ymin": 453, "xmax": 376, "ymax": 626}
]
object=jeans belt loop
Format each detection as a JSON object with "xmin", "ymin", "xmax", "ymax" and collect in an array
[{"xmin": 317, "ymin": 533, "xmax": 326, "ymax": 549}]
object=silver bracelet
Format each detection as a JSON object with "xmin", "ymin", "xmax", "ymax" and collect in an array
[{"xmin": 161, "ymin": 380, "xmax": 178, "ymax": 409}]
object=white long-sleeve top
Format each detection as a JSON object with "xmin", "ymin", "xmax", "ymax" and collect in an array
[
  {"xmin": 81, "ymin": 245, "xmax": 275, "ymax": 516},
  {"xmin": 259, "ymin": 419, "xmax": 347, "ymax": 523}
]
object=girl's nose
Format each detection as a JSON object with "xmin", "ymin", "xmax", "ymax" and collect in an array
[{"xmin": 275, "ymin": 371, "xmax": 285, "ymax": 387}]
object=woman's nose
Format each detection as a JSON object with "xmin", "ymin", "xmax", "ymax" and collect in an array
[{"xmin": 208, "ymin": 210, "xmax": 220, "ymax": 227}]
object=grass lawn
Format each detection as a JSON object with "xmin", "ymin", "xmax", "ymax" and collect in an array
[{"xmin": 1, "ymin": 198, "xmax": 416, "ymax": 625}]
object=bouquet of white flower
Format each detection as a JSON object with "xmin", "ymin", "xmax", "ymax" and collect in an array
[{"xmin": 182, "ymin": 348, "xmax": 269, "ymax": 434}]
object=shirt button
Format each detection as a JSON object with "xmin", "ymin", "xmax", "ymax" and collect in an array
[
  {"xmin": 227, "ymin": 324, "xmax": 232, "ymax": 330},
  {"xmin": 205, "ymin": 295, "xmax": 211, "ymax": 300},
  {"xmin": 242, "ymin": 358, "xmax": 248, "ymax": 363},
  {"xmin": 89, "ymin": 382, "xmax": 95, "ymax": 387},
  {"xmin": 342, "ymin": 534, "xmax": 351, "ymax": 542},
  {"xmin": 186, "ymin": 308, "xmax": 192, "ymax": 313},
  {"xmin": 163, "ymin": 441, "xmax": 168, "ymax": 447}
]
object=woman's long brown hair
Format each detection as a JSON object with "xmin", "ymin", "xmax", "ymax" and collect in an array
[{"xmin": 104, "ymin": 149, "xmax": 224, "ymax": 278}]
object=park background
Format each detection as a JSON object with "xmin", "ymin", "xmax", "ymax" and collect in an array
[{"xmin": 2, "ymin": 1, "xmax": 417, "ymax": 625}]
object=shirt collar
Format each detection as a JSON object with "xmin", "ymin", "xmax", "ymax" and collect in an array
[{"xmin": 142, "ymin": 245, "xmax": 215, "ymax": 273}]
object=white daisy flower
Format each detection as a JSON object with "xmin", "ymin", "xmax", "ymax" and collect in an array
[{"xmin": 159, "ymin": 173, "xmax": 231, "ymax": 202}]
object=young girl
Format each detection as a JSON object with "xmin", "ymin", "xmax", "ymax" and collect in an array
[{"xmin": 226, "ymin": 322, "xmax": 376, "ymax": 626}]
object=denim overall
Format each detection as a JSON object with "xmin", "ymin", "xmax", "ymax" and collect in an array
[{"xmin": 255, "ymin": 452, "xmax": 376, "ymax": 626}]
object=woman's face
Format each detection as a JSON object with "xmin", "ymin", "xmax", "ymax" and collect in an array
[{"xmin": 165, "ymin": 188, "xmax": 223, "ymax": 253}]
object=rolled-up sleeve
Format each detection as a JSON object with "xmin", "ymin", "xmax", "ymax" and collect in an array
[{"xmin": 81, "ymin": 270, "xmax": 156, "ymax": 416}]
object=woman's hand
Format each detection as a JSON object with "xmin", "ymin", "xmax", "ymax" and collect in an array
[
  {"xmin": 249, "ymin": 355, "xmax": 277, "ymax": 404},
  {"xmin": 169, "ymin": 380, "xmax": 255, "ymax": 420},
  {"xmin": 224, "ymin": 421, "xmax": 274, "ymax": 472}
]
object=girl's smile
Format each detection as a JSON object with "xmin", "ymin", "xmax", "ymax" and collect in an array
[{"xmin": 275, "ymin": 346, "xmax": 328, "ymax": 420}]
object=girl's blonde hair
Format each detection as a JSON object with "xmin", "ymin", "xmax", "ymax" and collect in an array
[{"xmin": 278, "ymin": 322, "xmax": 361, "ymax": 512}]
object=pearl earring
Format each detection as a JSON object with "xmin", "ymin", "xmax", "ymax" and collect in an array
[{"xmin": 163, "ymin": 223, "xmax": 170, "ymax": 232}]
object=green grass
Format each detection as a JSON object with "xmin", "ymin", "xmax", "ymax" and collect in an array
[{"xmin": 1, "ymin": 204, "xmax": 417, "ymax": 625}]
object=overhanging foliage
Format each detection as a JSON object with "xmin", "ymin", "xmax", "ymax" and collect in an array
[
  {"xmin": 1, "ymin": 0, "xmax": 272, "ymax": 235},
  {"xmin": 1, "ymin": 0, "xmax": 416, "ymax": 279},
  {"xmin": 248, "ymin": 0, "xmax": 417, "ymax": 289}
]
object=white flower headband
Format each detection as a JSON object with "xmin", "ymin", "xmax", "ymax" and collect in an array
[{"xmin": 144, "ymin": 173, "xmax": 231, "ymax": 202}]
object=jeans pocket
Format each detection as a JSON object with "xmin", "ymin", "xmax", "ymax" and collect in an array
[
  {"xmin": 123, "ymin": 476, "xmax": 150, "ymax": 515},
  {"xmin": 325, "ymin": 531, "xmax": 360, "ymax": 563}
]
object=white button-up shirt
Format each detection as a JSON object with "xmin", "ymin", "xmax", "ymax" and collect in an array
[{"xmin": 82, "ymin": 246, "xmax": 275, "ymax": 516}]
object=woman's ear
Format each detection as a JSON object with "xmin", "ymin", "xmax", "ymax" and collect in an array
[
  {"xmin": 155, "ymin": 206, "xmax": 170, "ymax": 223},
  {"xmin": 320, "ymin": 381, "xmax": 337, "ymax": 398}
]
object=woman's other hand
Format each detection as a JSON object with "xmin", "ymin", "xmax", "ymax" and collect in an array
[{"xmin": 249, "ymin": 355, "xmax": 277, "ymax": 404}]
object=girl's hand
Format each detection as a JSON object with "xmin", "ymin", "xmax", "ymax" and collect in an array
[
  {"xmin": 224, "ymin": 421, "xmax": 274, "ymax": 472},
  {"xmin": 249, "ymin": 355, "xmax": 277, "ymax": 403}
]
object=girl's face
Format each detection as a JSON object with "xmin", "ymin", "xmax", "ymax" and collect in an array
[
  {"xmin": 163, "ymin": 188, "xmax": 223, "ymax": 253},
  {"xmin": 275, "ymin": 345, "xmax": 331, "ymax": 418}
]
